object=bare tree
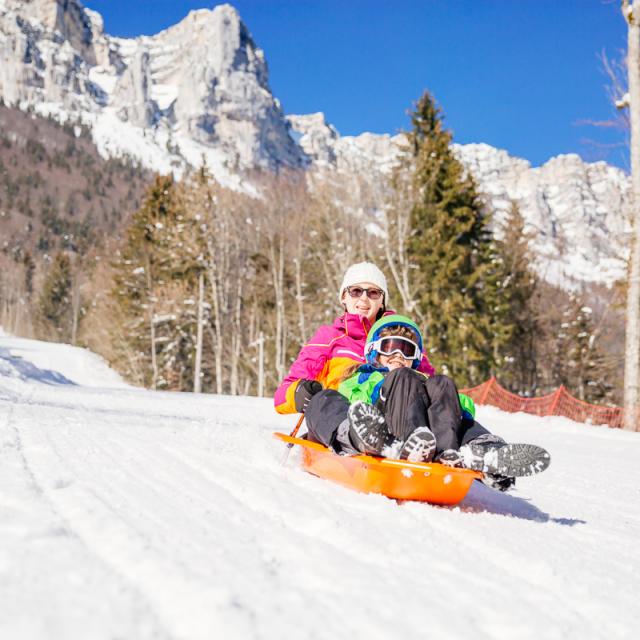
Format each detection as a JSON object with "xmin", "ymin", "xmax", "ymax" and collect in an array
[
  {"xmin": 256, "ymin": 172, "xmax": 307, "ymax": 381},
  {"xmin": 145, "ymin": 254, "xmax": 159, "ymax": 390},
  {"xmin": 193, "ymin": 271, "xmax": 204, "ymax": 393},
  {"xmin": 382, "ymin": 153, "xmax": 426, "ymax": 320},
  {"xmin": 70, "ymin": 265, "xmax": 84, "ymax": 346},
  {"xmin": 306, "ymin": 171, "xmax": 375, "ymax": 306},
  {"xmin": 622, "ymin": 0, "xmax": 640, "ymax": 430}
]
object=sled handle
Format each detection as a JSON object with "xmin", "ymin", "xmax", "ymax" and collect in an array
[
  {"xmin": 289, "ymin": 413, "xmax": 305, "ymax": 439},
  {"xmin": 280, "ymin": 414, "xmax": 305, "ymax": 466}
]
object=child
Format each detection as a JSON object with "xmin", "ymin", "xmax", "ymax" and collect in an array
[{"xmin": 336, "ymin": 315, "xmax": 550, "ymax": 489}]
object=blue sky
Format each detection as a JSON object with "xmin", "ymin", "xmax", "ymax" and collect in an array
[{"xmin": 85, "ymin": 0, "xmax": 629, "ymax": 169}]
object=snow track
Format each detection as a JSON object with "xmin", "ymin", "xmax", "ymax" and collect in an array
[{"xmin": 1, "ymin": 335, "xmax": 639, "ymax": 639}]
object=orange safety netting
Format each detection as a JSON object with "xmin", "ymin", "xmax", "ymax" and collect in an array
[{"xmin": 460, "ymin": 377, "xmax": 625, "ymax": 429}]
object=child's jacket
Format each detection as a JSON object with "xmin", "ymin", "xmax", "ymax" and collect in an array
[
  {"xmin": 338, "ymin": 365, "xmax": 476, "ymax": 418},
  {"xmin": 274, "ymin": 312, "xmax": 436, "ymax": 414}
]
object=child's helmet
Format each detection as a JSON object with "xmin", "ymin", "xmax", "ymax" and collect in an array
[{"xmin": 365, "ymin": 314, "xmax": 424, "ymax": 369}]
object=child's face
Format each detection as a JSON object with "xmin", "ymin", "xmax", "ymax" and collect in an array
[{"xmin": 377, "ymin": 352, "xmax": 412, "ymax": 370}]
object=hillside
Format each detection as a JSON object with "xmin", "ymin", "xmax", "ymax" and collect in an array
[
  {"xmin": 0, "ymin": 332, "xmax": 638, "ymax": 639},
  {"xmin": 0, "ymin": 103, "xmax": 151, "ymax": 258}
]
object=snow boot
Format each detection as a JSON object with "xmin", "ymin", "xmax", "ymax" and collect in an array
[
  {"xmin": 334, "ymin": 419, "xmax": 359, "ymax": 456},
  {"xmin": 460, "ymin": 434, "xmax": 551, "ymax": 478},
  {"xmin": 347, "ymin": 401, "xmax": 390, "ymax": 455},
  {"xmin": 397, "ymin": 426, "xmax": 436, "ymax": 463}
]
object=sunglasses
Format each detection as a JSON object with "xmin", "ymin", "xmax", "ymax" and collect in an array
[
  {"xmin": 367, "ymin": 336, "xmax": 421, "ymax": 360},
  {"xmin": 345, "ymin": 286, "xmax": 384, "ymax": 300}
]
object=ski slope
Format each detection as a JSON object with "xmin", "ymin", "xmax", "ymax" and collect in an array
[{"xmin": 1, "ymin": 333, "xmax": 639, "ymax": 640}]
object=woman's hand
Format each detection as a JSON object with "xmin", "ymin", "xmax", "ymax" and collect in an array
[{"xmin": 294, "ymin": 379, "xmax": 323, "ymax": 413}]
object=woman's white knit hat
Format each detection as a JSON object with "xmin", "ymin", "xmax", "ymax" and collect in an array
[{"xmin": 339, "ymin": 262, "xmax": 389, "ymax": 304}]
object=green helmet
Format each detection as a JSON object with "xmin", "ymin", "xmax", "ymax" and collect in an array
[{"xmin": 365, "ymin": 314, "xmax": 424, "ymax": 369}]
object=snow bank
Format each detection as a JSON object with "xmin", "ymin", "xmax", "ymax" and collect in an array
[{"xmin": 0, "ymin": 332, "xmax": 128, "ymax": 389}]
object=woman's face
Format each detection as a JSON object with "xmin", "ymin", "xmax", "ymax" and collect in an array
[{"xmin": 341, "ymin": 281, "xmax": 384, "ymax": 323}]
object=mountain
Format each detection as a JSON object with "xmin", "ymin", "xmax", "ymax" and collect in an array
[
  {"xmin": 0, "ymin": 102, "xmax": 151, "ymax": 258},
  {"xmin": 0, "ymin": 0, "xmax": 630, "ymax": 288},
  {"xmin": 0, "ymin": 0, "xmax": 306, "ymax": 182},
  {"xmin": 454, "ymin": 144, "xmax": 630, "ymax": 288},
  {"xmin": 289, "ymin": 114, "xmax": 630, "ymax": 288}
]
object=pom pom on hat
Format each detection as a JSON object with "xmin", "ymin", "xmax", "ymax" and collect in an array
[{"xmin": 339, "ymin": 262, "xmax": 389, "ymax": 304}]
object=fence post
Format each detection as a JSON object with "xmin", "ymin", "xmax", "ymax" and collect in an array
[
  {"xmin": 479, "ymin": 376, "xmax": 496, "ymax": 404},
  {"xmin": 548, "ymin": 385, "xmax": 565, "ymax": 416}
]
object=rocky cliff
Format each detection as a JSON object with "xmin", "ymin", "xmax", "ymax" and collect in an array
[
  {"xmin": 288, "ymin": 114, "xmax": 630, "ymax": 287},
  {"xmin": 0, "ymin": 0, "xmax": 306, "ymax": 182}
]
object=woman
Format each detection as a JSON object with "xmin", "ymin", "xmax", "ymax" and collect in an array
[{"xmin": 274, "ymin": 261, "xmax": 435, "ymax": 450}]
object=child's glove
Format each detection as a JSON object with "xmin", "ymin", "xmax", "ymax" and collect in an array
[
  {"xmin": 294, "ymin": 379, "xmax": 323, "ymax": 413},
  {"xmin": 436, "ymin": 449, "xmax": 464, "ymax": 468}
]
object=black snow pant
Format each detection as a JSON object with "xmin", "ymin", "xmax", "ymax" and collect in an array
[
  {"xmin": 305, "ymin": 389, "xmax": 350, "ymax": 452},
  {"xmin": 304, "ymin": 371, "xmax": 490, "ymax": 455},
  {"xmin": 378, "ymin": 369, "xmax": 489, "ymax": 454}
]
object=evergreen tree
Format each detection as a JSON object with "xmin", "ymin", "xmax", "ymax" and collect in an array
[
  {"xmin": 492, "ymin": 202, "xmax": 540, "ymax": 394},
  {"xmin": 555, "ymin": 294, "xmax": 614, "ymax": 403},
  {"xmin": 406, "ymin": 91, "xmax": 504, "ymax": 385},
  {"xmin": 111, "ymin": 175, "xmax": 202, "ymax": 390},
  {"xmin": 38, "ymin": 252, "xmax": 73, "ymax": 341},
  {"xmin": 23, "ymin": 251, "xmax": 35, "ymax": 300}
]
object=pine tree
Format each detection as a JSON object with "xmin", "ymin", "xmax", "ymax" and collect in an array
[
  {"xmin": 111, "ymin": 175, "xmax": 202, "ymax": 390},
  {"xmin": 406, "ymin": 91, "xmax": 504, "ymax": 385},
  {"xmin": 492, "ymin": 202, "xmax": 540, "ymax": 394},
  {"xmin": 555, "ymin": 294, "xmax": 614, "ymax": 403},
  {"xmin": 23, "ymin": 251, "xmax": 35, "ymax": 300},
  {"xmin": 38, "ymin": 252, "xmax": 73, "ymax": 341}
]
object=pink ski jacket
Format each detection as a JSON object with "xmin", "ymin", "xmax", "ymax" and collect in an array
[{"xmin": 274, "ymin": 311, "xmax": 436, "ymax": 414}]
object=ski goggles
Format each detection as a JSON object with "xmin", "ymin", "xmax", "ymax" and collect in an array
[
  {"xmin": 345, "ymin": 286, "xmax": 384, "ymax": 300},
  {"xmin": 367, "ymin": 336, "xmax": 421, "ymax": 360}
]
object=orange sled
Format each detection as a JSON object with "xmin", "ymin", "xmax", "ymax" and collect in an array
[{"xmin": 275, "ymin": 432, "xmax": 483, "ymax": 505}]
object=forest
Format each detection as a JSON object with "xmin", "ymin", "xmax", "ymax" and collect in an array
[{"xmin": 0, "ymin": 94, "xmax": 622, "ymax": 404}]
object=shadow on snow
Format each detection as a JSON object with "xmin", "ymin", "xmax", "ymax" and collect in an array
[
  {"xmin": 0, "ymin": 349, "xmax": 77, "ymax": 386},
  {"xmin": 457, "ymin": 480, "xmax": 586, "ymax": 526}
]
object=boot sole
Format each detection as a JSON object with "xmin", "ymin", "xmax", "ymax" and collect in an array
[
  {"xmin": 348, "ymin": 402, "xmax": 388, "ymax": 455},
  {"xmin": 467, "ymin": 443, "xmax": 551, "ymax": 477},
  {"xmin": 399, "ymin": 427, "xmax": 436, "ymax": 463}
]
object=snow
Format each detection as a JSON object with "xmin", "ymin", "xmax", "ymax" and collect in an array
[
  {"xmin": 150, "ymin": 83, "xmax": 178, "ymax": 111},
  {"xmin": 0, "ymin": 333, "xmax": 128, "ymax": 390},
  {"xmin": 1, "ymin": 333, "xmax": 639, "ymax": 639},
  {"xmin": 92, "ymin": 109, "xmax": 177, "ymax": 176},
  {"xmin": 87, "ymin": 66, "xmax": 118, "ymax": 98}
]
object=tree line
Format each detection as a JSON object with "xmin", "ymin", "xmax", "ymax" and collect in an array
[{"xmin": 9, "ymin": 92, "xmax": 618, "ymax": 403}]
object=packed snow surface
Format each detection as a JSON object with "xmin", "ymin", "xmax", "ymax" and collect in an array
[{"xmin": 1, "ymin": 333, "xmax": 639, "ymax": 640}]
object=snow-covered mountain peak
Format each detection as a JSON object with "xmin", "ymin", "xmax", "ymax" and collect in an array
[
  {"xmin": 0, "ymin": 0, "xmax": 304, "ymax": 177},
  {"xmin": 453, "ymin": 143, "xmax": 630, "ymax": 287},
  {"xmin": 152, "ymin": 3, "xmax": 264, "ymax": 77},
  {"xmin": 287, "ymin": 112, "xmax": 340, "ymax": 165},
  {"xmin": 6, "ymin": 0, "xmax": 105, "ymax": 64}
]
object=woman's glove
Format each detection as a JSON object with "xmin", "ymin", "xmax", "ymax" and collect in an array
[{"xmin": 294, "ymin": 379, "xmax": 323, "ymax": 413}]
